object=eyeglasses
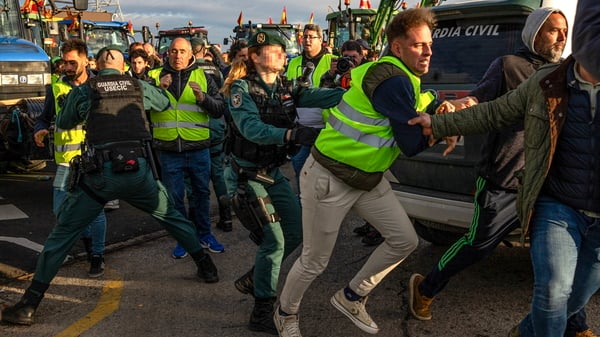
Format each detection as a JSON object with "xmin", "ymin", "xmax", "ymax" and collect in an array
[{"xmin": 304, "ymin": 35, "xmax": 321, "ymax": 40}]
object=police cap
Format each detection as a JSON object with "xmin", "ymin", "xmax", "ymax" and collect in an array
[
  {"xmin": 95, "ymin": 45, "xmax": 124, "ymax": 61},
  {"xmin": 248, "ymin": 30, "xmax": 286, "ymax": 51},
  {"xmin": 190, "ymin": 37, "xmax": 208, "ymax": 50}
]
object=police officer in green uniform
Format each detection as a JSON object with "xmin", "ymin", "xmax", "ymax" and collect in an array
[
  {"xmin": 1, "ymin": 46, "xmax": 219, "ymax": 326},
  {"xmin": 34, "ymin": 39, "xmax": 108, "ymax": 278},
  {"xmin": 221, "ymin": 30, "xmax": 344, "ymax": 334}
]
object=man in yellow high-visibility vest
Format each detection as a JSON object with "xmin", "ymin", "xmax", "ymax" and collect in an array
[
  {"xmin": 148, "ymin": 37, "xmax": 226, "ymax": 257},
  {"xmin": 275, "ymin": 9, "xmax": 456, "ymax": 337}
]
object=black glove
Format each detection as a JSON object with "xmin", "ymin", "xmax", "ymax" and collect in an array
[{"xmin": 289, "ymin": 125, "xmax": 320, "ymax": 146}]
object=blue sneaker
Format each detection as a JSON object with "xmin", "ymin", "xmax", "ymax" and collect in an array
[
  {"xmin": 171, "ymin": 243, "xmax": 188, "ymax": 259},
  {"xmin": 199, "ymin": 233, "xmax": 225, "ymax": 253}
]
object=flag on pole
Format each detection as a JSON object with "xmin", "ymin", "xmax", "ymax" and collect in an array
[
  {"xmin": 66, "ymin": 12, "xmax": 79, "ymax": 33},
  {"xmin": 237, "ymin": 11, "xmax": 243, "ymax": 27},
  {"xmin": 127, "ymin": 20, "xmax": 134, "ymax": 35},
  {"xmin": 280, "ymin": 6, "xmax": 287, "ymax": 24},
  {"xmin": 308, "ymin": 12, "xmax": 314, "ymax": 24}
]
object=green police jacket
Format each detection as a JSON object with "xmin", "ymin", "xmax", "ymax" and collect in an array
[{"xmin": 228, "ymin": 74, "xmax": 345, "ymax": 169}]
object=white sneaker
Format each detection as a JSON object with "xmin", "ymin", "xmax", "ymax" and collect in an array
[
  {"xmin": 330, "ymin": 288, "xmax": 379, "ymax": 334},
  {"xmin": 104, "ymin": 199, "xmax": 120, "ymax": 210},
  {"xmin": 273, "ymin": 306, "xmax": 302, "ymax": 337}
]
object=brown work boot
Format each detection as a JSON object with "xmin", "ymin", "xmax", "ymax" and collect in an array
[
  {"xmin": 408, "ymin": 273, "xmax": 433, "ymax": 320},
  {"xmin": 576, "ymin": 329, "xmax": 598, "ymax": 337}
]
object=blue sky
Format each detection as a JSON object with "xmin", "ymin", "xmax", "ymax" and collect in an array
[{"xmin": 117, "ymin": 0, "xmax": 421, "ymax": 50}]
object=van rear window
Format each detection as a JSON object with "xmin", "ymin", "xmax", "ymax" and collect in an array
[{"xmin": 422, "ymin": 17, "xmax": 526, "ymax": 85}]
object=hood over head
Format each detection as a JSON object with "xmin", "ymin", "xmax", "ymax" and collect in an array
[{"xmin": 521, "ymin": 7, "xmax": 566, "ymax": 56}]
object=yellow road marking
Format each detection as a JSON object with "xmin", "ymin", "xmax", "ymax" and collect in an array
[{"xmin": 54, "ymin": 269, "xmax": 123, "ymax": 337}]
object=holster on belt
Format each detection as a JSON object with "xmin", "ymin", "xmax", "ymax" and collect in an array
[
  {"xmin": 231, "ymin": 159, "xmax": 275, "ymax": 185},
  {"xmin": 100, "ymin": 146, "xmax": 146, "ymax": 173}
]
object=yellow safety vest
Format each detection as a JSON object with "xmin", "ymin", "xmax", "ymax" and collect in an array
[
  {"xmin": 51, "ymin": 81, "xmax": 85, "ymax": 164},
  {"xmin": 286, "ymin": 53, "xmax": 336, "ymax": 88},
  {"xmin": 315, "ymin": 56, "xmax": 433, "ymax": 173},
  {"xmin": 148, "ymin": 68, "xmax": 210, "ymax": 142}
]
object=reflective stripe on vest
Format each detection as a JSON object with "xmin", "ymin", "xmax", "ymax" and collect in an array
[
  {"xmin": 286, "ymin": 54, "xmax": 336, "ymax": 88},
  {"xmin": 148, "ymin": 68, "xmax": 210, "ymax": 141},
  {"xmin": 51, "ymin": 81, "xmax": 85, "ymax": 164},
  {"xmin": 331, "ymin": 101, "xmax": 396, "ymax": 149},
  {"xmin": 315, "ymin": 56, "xmax": 428, "ymax": 173}
]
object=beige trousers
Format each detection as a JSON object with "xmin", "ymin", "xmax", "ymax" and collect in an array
[{"xmin": 279, "ymin": 154, "xmax": 419, "ymax": 314}]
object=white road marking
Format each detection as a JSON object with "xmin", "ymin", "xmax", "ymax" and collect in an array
[
  {"xmin": 0, "ymin": 204, "xmax": 28, "ymax": 220},
  {"xmin": 0, "ymin": 236, "xmax": 44, "ymax": 252}
]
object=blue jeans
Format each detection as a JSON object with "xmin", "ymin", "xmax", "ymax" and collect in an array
[
  {"xmin": 518, "ymin": 195, "xmax": 600, "ymax": 337},
  {"xmin": 159, "ymin": 149, "xmax": 212, "ymax": 237},
  {"xmin": 53, "ymin": 165, "xmax": 106, "ymax": 255},
  {"xmin": 210, "ymin": 150, "xmax": 228, "ymax": 199}
]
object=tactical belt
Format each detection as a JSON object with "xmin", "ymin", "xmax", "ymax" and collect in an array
[
  {"xmin": 231, "ymin": 159, "xmax": 274, "ymax": 185},
  {"xmin": 100, "ymin": 147, "xmax": 146, "ymax": 161}
]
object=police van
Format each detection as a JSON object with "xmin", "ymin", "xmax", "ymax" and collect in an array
[{"xmin": 387, "ymin": 0, "xmax": 577, "ymax": 245}]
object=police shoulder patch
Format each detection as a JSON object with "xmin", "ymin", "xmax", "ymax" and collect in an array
[{"xmin": 231, "ymin": 93, "xmax": 242, "ymax": 108}]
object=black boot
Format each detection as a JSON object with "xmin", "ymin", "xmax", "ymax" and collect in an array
[
  {"xmin": 234, "ymin": 266, "xmax": 255, "ymax": 297},
  {"xmin": 193, "ymin": 253, "xmax": 219, "ymax": 283},
  {"xmin": 88, "ymin": 254, "xmax": 105, "ymax": 278},
  {"xmin": 82, "ymin": 237, "xmax": 93, "ymax": 262},
  {"xmin": 1, "ymin": 288, "xmax": 44, "ymax": 325},
  {"xmin": 248, "ymin": 297, "xmax": 277, "ymax": 335},
  {"xmin": 216, "ymin": 202, "xmax": 233, "ymax": 232}
]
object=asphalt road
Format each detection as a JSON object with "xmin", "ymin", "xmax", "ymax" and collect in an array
[
  {"xmin": 0, "ymin": 162, "xmax": 163, "ymax": 280},
  {"xmin": 1, "ymin": 164, "xmax": 599, "ymax": 337}
]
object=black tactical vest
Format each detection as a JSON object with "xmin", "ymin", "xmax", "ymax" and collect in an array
[
  {"xmin": 228, "ymin": 74, "xmax": 298, "ymax": 168},
  {"xmin": 86, "ymin": 74, "xmax": 151, "ymax": 146}
]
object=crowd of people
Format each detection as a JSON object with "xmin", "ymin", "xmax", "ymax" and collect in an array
[{"xmin": 2, "ymin": 2, "xmax": 599, "ymax": 337}]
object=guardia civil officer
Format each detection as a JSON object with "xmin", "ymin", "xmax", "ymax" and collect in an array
[
  {"xmin": 1, "ymin": 46, "xmax": 218, "ymax": 326},
  {"xmin": 221, "ymin": 31, "xmax": 345, "ymax": 334},
  {"xmin": 34, "ymin": 39, "xmax": 108, "ymax": 278}
]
